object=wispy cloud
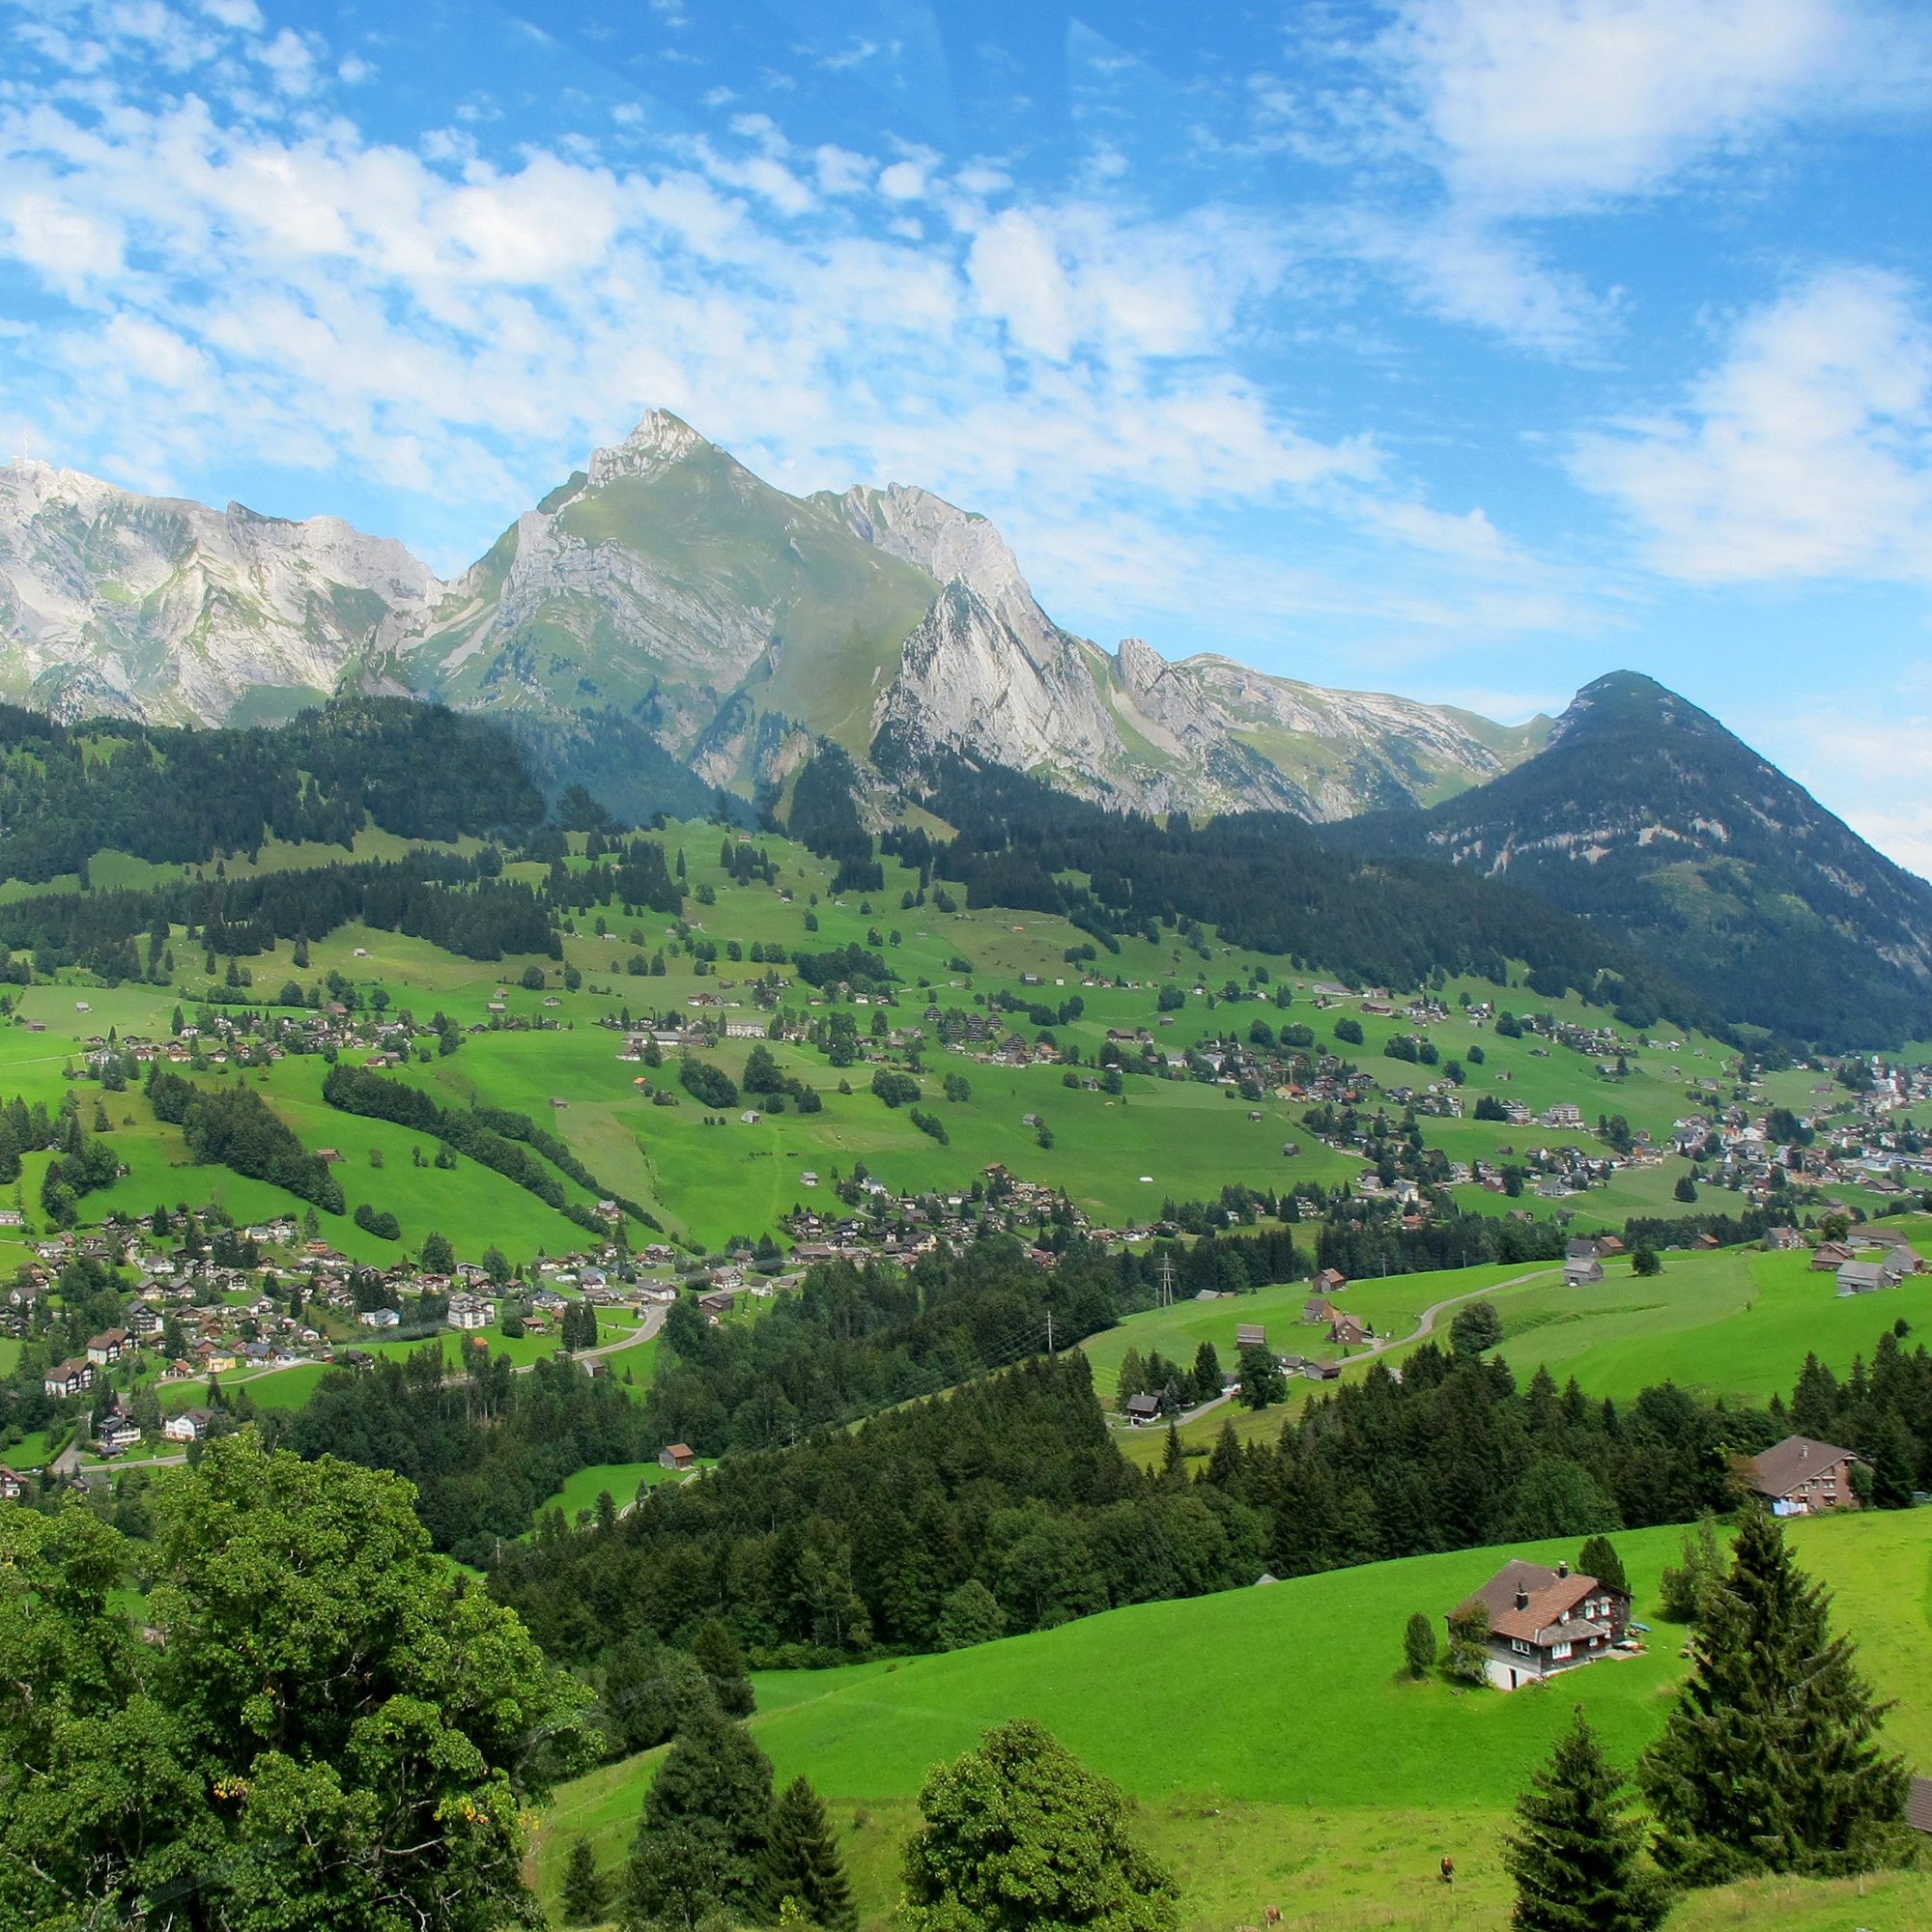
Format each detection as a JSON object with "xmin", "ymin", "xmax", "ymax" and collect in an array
[{"xmin": 1571, "ymin": 267, "xmax": 1932, "ymax": 585}]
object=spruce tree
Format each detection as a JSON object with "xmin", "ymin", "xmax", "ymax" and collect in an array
[
  {"xmin": 1577, "ymin": 1534, "xmax": 1630, "ymax": 1599},
  {"xmin": 1641, "ymin": 1510, "xmax": 1911, "ymax": 1886},
  {"xmin": 560, "ymin": 1834, "xmax": 611, "ymax": 1925},
  {"xmin": 1503, "ymin": 1709, "xmax": 1666, "ymax": 1932},
  {"xmin": 1403, "ymin": 1610, "xmax": 1436, "ymax": 1679},
  {"xmin": 758, "ymin": 1776, "xmax": 857, "ymax": 1932}
]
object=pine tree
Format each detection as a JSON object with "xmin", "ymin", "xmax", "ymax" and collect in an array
[
  {"xmin": 1577, "ymin": 1534, "xmax": 1630, "ymax": 1599},
  {"xmin": 1641, "ymin": 1510, "xmax": 1911, "ymax": 1886},
  {"xmin": 560, "ymin": 1834, "xmax": 611, "ymax": 1925},
  {"xmin": 1503, "ymin": 1709, "xmax": 1666, "ymax": 1932},
  {"xmin": 758, "ymin": 1776, "xmax": 857, "ymax": 1932}
]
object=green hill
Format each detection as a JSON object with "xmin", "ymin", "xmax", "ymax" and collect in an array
[{"xmin": 535, "ymin": 1506, "xmax": 1932, "ymax": 1931}]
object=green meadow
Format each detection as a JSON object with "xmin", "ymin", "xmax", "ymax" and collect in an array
[
  {"xmin": 1101, "ymin": 1228, "xmax": 1932, "ymax": 1468},
  {"xmin": 532, "ymin": 1506, "xmax": 1932, "ymax": 1932},
  {"xmin": 1, "ymin": 815, "xmax": 1768, "ymax": 1257}
]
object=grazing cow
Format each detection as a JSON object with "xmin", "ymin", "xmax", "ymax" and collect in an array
[
  {"xmin": 1439, "ymin": 1856, "xmax": 1455, "ymax": 1885},
  {"xmin": 1264, "ymin": 1910, "xmax": 1281, "ymax": 1927}
]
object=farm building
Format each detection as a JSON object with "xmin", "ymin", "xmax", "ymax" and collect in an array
[
  {"xmin": 1236, "ymin": 1322, "xmax": 1267, "ymax": 1352},
  {"xmin": 1564, "ymin": 1257, "xmax": 1605, "ymax": 1286},
  {"xmin": 1449, "ymin": 1557, "xmax": 1633, "ymax": 1692},
  {"xmin": 659, "ymin": 1443, "xmax": 696, "ymax": 1473},
  {"xmin": 1738, "ymin": 1435, "xmax": 1867, "ymax": 1516}
]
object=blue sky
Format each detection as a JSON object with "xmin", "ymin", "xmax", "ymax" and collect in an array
[{"xmin": 4, "ymin": 0, "xmax": 1932, "ymax": 871}]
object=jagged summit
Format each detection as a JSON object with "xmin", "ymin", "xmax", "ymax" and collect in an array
[{"xmin": 0, "ymin": 415, "xmax": 1547, "ymax": 819}]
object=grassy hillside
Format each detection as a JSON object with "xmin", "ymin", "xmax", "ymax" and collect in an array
[
  {"xmin": 534, "ymin": 1507, "xmax": 1932, "ymax": 1931},
  {"xmin": 2, "ymin": 813, "xmax": 1779, "ymax": 1259}
]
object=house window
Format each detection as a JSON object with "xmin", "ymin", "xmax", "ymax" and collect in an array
[
  {"xmin": 1551, "ymin": 1641, "xmax": 1573, "ymax": 1661},
  {"xmin": 1511, "ymin": 1638, "xmax": 1531, "ymax": 1655}
]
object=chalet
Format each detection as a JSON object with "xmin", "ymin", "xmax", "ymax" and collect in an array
[
  {"xmin": 697, "ymin": 1291, "xmax": 736, "ymax": 1317},
  {"xmin": 163, "ymin": 1407, "xmax": 213, "ymax": 1443},
  {"xmin": 357, "ymin": 1307, "xmax": 401, "ymax": 1329},
  {"xmin": 1328, "ymin": 1312, "xmax": 1370, "ymax": 1348},
  {"xmin": 1313, "ymin": 1268, "xmax": 1348, "ymax": 1296},
  {"xmin": 1235, "ymin": 1322, "xmax": 1267, "ymax": 1352},
  {"xmin": 1450, "ymin": 1557, "xmax": 1633, "ymax": 1691},
  {"xmin": 0, "ymin": 1464, "xmax": 24, "ymax": 1500},
  {"xmin": 1564, "ymin": 1257, "xmax": 1605, "ymax": 1287},
  {"xmin": 1123, "ymin": 1393, "xmax": 1162, "ymax": 1426},
  {"xmin": 86, "ymin": 1327, "xmax": 130, "ymax": 1366},
  {"xmin": 1739, "ymin": 1435, "xmax": 1867, "ymax": 1516},
  {"xmin": 1811, "ymin": 1240, "xmax": 1857, "ymax": 1272},
  {"xmin": 44, "ymin": 1358, "xmax": 93, "ymax": 1400},
  {"xmin": 1765, "ymin": 1226, "xmax": 1805, "ymax": 1251},
  {"xmin": 97, "ymin": 1414, "xmax": 141, "ymax": 1455},
  {"xmin": 659, "ymin": 1442, "xmax": 696, "ymax": 1473}
]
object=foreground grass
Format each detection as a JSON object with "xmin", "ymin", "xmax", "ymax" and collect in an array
[{"xmin": 533, "ymin": 1507, "xmax": 1932, "ymax": 1930}]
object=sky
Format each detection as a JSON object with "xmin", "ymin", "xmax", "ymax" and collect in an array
[{"xmin": 3, "ymin": 0, "xmax": 1932, "ymax": 875}]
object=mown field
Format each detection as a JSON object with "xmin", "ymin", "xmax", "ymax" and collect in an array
[
  {"xmin": 0, "ymin": 816, "xmax": 1772, "ymax": 1257},
  {"xmin": 531, "ymin": 1506, "xmax": 1932, "ymax": 1932},
  {"xmin": 1104, "ymin": 1224, "xmax": 1932, "ymax": 1467}
]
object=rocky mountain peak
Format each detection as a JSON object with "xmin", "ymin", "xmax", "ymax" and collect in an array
[{"xmin": 586, "ymin": 410, "xmax": 707, "ymax": 488}]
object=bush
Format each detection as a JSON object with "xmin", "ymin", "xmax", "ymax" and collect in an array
[
  {"xmin": 679, "ymin": 1058, "xmax": 740, "ymax": 1110},
  {"xmin": 1334, "ymin": 1017, "xmax": 1364, "ymax": 1046},
  {"xmin": 870, "ymin": 1068, "xmax": 922, "ymax": 1109}
]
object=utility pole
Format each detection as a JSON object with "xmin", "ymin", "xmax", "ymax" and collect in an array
[
  {"xmin": 1156, "ymin": 1252, "xmax": 1177, "ymax": 1308},
  {"xmin": 1045, "ymin": 1309, "xmax": 1055, "ymax": 1356}
]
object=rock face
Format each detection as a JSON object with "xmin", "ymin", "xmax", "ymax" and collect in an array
[
  {"xmin": 0, "ymin": 459, "xmax": 439, "ymax": 724},
  {"xmin": 0, "ymin": 415, "xmax": 1547, "ymax": 817}
]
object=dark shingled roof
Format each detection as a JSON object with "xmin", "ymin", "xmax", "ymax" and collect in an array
[
  {"xmin": 1743, "ymin": 1435, "xmax": 1864, "ymax": 1500},
  {"xmin": 1908, "ymin": 1776, "xmax": 1932, "ymax": 1836}
]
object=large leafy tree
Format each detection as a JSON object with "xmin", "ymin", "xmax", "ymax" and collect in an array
[
  {"xmin": 1503, "ymin": 1709, "xmax": 1666, "ymax": 1932},
  {"xmin": 0, "ymin": 1433, "xmax": 591, "ymax": 1932},
  {"xmin": 902, "ymin": 1719, "xmax": 1178, "ymax": 1932},
  {"xmin": 1641, "ymin": 1509, "xmax": 1912, "ymax": 1886}
]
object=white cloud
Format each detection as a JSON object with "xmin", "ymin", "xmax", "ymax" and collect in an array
[
  {"xmin": 1761, "ymin": 706, "xmax": 1932, "ymax": 880},
  {"xmin": 1571, "ymin": 267, "xmax": 1932, "ymax": 584},
  {"xmin": 1381, "ymin": 0, "xmax": 1922, "ymax": 213},
  {"xmin": 0, "ymin": 62, "xmax": 1385, "ymax": 576}
]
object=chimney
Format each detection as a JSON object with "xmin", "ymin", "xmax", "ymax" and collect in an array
[
  {"xmin": 1514, "ymin": 1588, "xmax": 1530, "ymax": 1612},
  {"xmin": 1556, "ymin": 1560, "xmax": 1569, "ymax": 1579}
]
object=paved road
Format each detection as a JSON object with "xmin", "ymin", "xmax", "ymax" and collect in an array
[{"xmin": 1109, "ymin": 1264, "xmax": 1563, "ymax": 1433}]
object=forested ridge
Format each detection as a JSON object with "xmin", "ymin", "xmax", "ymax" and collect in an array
[
  {"xmin": 1331, "ymin": 672, "xmax": 1932, "ymax": 1048},
  {"xmin": 877, "ymin": 749, "xmax": 1714, "ymax": 1038},
  {"xmin": 0, "ymin": 696, "xmax": 543, "ymax": 883},
  {"xmin": 484, "ymin": 1321, "xmax": 1932, "ymax": 1684}
]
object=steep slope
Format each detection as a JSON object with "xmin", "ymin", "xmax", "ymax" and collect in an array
[
  {"xmin": 829, "ymin": 478, "xmax": 1549, "ymax": 815},
  {"xmin": 1333, "ymin": 671, "xmax": 1932, "ymax": 1045},
  {"xmin": 0, "ymin": 416, "xmax": 1547, "ymax": 817},
  {"xmin": 0, "ymin": 459, "xmax": 439, "ymax": 725},
  {"xmin": 407, "ymin": 414, "xmax": 943, "ymax": 789}
]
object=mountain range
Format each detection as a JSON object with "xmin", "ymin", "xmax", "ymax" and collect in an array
[
  {"xmin": 0, "ymin": 412, "xmax": 1548, "ymax": 821},
  {"xmin": 2, "ymin": 412, "xmax": 1928, "ymax": 1046}
]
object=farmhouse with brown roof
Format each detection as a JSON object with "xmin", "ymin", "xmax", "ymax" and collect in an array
[
  {"xmin": 1449, "ymin": 1557, "xmax": 1633, "ymax": 1691},
  {"xmin": 1738, "ymin": 1435, "xmax": 1867, "ymax": 1516}
]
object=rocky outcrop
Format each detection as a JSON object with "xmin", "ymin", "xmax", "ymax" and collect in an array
[
  {"xmin": 0, "ymin": 414, "xmax": 1547, "ymax": 819},
  {"xmin": 0, "ymin": 459, "xmax": 440, "ymax": 724}
]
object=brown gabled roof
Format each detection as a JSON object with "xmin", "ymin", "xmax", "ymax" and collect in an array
[
  {"xmin": 1743, "ymin": 1435, "xmax": 1865, "ymax": 1500},
  {"xmin": 1456, "ymin": 1559, "xmax": 1618, "ymax": 1645}
]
